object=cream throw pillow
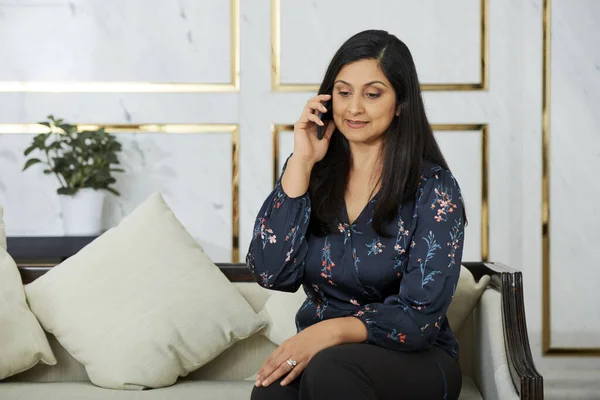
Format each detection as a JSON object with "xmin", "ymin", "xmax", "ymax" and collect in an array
[
  {"xmin": 0, "ymin": 206, "xmax": 6, "ymax": 250},
  {"xmin": 447, "ymin": 265, "xmax": 491, "ymax": 332},
  {"xmin": 260, "ymin": 265, "xmax": 490, "ymax": 345},
  {"xmin": 0, "ymin": 247, "xmax": 57, "ymax": 380},
  {"xmin": 25, "ymin": 192, "xmax": 267, "ymax": 390},
  {"xmin": 259, "ymin": 287, "xmax": 307, "ymax": 345}
]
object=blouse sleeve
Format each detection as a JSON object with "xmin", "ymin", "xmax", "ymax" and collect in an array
[
  {"xmin": 245, "ymin": 155, "xmax": 311, "ymax": 292},
  {"xmin": 353, "ymin": 168, "xmax": 465, "ymax": 352}
]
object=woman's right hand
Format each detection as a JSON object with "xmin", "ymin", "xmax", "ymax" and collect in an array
[{"xmin": 292, "ymin": 94, "xmax": 336, "ymax": 166}]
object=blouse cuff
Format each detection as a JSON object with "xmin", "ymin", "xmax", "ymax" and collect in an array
[
  {"xmin": 274, "ymin": 180, "xmax": 310, "ymax": 202},
  {"xmin": 352, "ymin": 309, "xmax": 376, "ymax": 345}
]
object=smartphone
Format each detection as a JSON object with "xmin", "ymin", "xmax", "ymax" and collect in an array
[{"xmin": 317, "ymin": 99, "xmax": 332, "ymax": 140}]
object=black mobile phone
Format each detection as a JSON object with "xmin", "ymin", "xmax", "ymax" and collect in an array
[{"xmin": 317, "ymin": 99, "xmax": 332, "ymax": 140}]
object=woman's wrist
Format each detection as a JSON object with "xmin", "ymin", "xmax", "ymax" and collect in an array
[
  {"xmin": 289, "ymin": 154, "xmax": 315, "ymax": 174},
  {"xmin": 319, "ymin": 317, "xmax": 369, "ymax": 346},
  {"xmin": 281, "ymin": 155, "xmax": 314, "ymax": 198}
]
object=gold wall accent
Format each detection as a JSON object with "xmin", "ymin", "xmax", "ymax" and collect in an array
[
  {"xmin": 0, "ymin": 0, "xmax": 240, "ymax": 93},
  {"xmin": 0, "ymin": 123, "xmax": 240, "ymax": 263},
  {"xmin": 271, "ymin": 123, "xmax": 489, "ymax": 261},
  {"xmin": 271, "ymin": 0, "xmax": 489, "ymax": 92},
  {"xmin": 541, "ymin": 0, "xmax": 600, "ymax": 356}
]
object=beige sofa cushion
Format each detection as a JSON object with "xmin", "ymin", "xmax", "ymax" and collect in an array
[
  {"xmin": 184, "ymin": 282, "xmax": 277, "ymax": 382},
  {"xmin": 4, "ymin": 332, "xmax": 88, "ymax": 383},
  {"xmin": 259, "ymin": 265, "xmax": 489, "ymax": 345},
  {"xmin": 259, "ymin": 287, "xmax": 306, "ymax": 345},
  {"xmin": 447, "ymin": 266, "xmax": 491, "ymax": 332},
  {"xmin": 184, "ymin": 333, "xmax": 276, "ymax": 382},
  {"xmin": 0, "ymin": 205, "xmax": 6, "ymax": 250},
  {"xmin": 24, "ymin": 193, "xmax": 266, "ymax": 390},
  {"xmin": 0, "ymin": 381, "xmax": 257, "ymax": 400},
  {"xmin": 8, "ymin": 282, "xmax": 274, "ymax": 384},
  {"xmin": 0, "ymin": 247, "xmax": 56, "ymax": 380},
  {"xmin": 0, "ymin": 376, "xmax": 483, "ymax": 400}
]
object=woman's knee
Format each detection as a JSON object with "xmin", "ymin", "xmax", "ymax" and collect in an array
[
  {"xmin": 300, "ymin": 345, "xmax": 376, "ymax": 399},
  {"xmin": 302, "ymin": 344, "xmax": 365, "ymax": 384},
  {"xmin": 251, "ymin": 376, "xmax": 298, "ymax": 400}
]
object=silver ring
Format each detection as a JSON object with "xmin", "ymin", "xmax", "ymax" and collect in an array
[{"xmin": 286, "ymin": 359, "xmax": 297, "ymax": 368}]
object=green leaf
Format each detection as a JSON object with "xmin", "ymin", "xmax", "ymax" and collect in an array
[
  {"xmin": 59, "ymin": 124, "xmax": 76, "ymax": 133},
  {"xmin": 38, "ymin": 122, "xmax": 51, "ymax": 128},
  {"xmin": 57, "ymin": 187, "xmax": 77, "ymax": 195},
  {"xmin": 24, "ymin": 145, "xmax": 37, "ymax": 156},
  {"xmin": 110, "ymin": 168, "xmax": 125, "ymax": 173},
  {"xmin": 106, "ymin": 187, "xmax": 120, "ymax": 196},
  {"xmin": 48, "ymin": 141, "xmax": 63, "ymax": 150},
  {"xmin": 32, "ymin": 134, "xmax": 47, "ymax": 149},
  {"xmin": 43, "ymin": 169, "xmax": 53, "ymax": 174},
  {"xmin": 23, "ymin": 158, "xmax": 42, "ymax": 171}
]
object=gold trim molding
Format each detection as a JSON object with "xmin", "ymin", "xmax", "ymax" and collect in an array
[
  {"xmin": 0, "ymin": 0, "xmax": 240, "ymax": 93},
  {"xmin": 271, "ymin": 123, "xmax": 489, "ymax": 261},
  {"xmin": 541, "ymin": 0, "xmax": 600, "ymax": 356},
  {"xmin": 271, "ymin": 0, "xmax": 488, "ymax": 92},
  {"xmin": 0, "ymin": 123, "xmax": 240, "ymax": 263}
]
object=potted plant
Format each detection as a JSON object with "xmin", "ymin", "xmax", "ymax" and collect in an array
[{"xmin": 23, "ymin": 115, "xmax": 125, "ymax": 235}]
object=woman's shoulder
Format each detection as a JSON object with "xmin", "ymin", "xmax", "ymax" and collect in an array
[{"xmin": 417, "ymin": 160, "xmax": 462, "ymax": 195}]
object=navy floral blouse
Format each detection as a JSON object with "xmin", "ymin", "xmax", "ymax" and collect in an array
[{"xmin": 246, "ymin": 155, "xmax": 466, "ymax": 360}]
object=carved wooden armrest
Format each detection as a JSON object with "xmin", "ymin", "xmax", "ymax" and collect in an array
[{"xmin": 463, "ymin": 262, "xmax": 544, "ymax": 400}]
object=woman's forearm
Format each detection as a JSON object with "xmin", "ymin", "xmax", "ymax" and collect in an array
[
  {"xmin": 281, "ymin": 155, "xmax": 314, "ymax": 198},
  {"xmin": 320, "ymin": 317, "xmax": 369, "ymax": 345}
]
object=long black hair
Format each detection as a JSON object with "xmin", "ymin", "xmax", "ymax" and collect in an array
[{"xmin": 308, "ymin": 29, "xmax": 464, "ymax": 237}]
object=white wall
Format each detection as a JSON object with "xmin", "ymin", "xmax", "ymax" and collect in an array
[{"xmin": 0, "ymin": 0, "xmax": 599, "ymax": 388}]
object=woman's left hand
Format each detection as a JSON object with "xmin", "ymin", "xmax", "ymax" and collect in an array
[{"xmin": 256, "ymin": 321, "xmax": 340, "ymax": 387}]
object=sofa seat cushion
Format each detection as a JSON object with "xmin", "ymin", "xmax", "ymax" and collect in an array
[
  {"xmin": 0, "ymin": 381, "xmax": 256, "ymax": 400},
  {"xmin": 0, "ymin": 376, "xmax": 483, "ymax": 399},
  {"xmin": 460, "ymin": 377, "xmax": 484, "ymax": 400}
]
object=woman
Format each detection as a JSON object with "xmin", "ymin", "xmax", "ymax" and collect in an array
[{"xmin": 247, "ymin": 29, "xmax": 465, "ymax": 400}]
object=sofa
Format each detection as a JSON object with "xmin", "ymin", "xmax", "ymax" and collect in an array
[
  {"xmin": 0, "ymin": 261, "xmax": 542, "ymax": 400},
  {"xmin": 0, "ymin": 196, "xmax": 543, "ymax": 399}
]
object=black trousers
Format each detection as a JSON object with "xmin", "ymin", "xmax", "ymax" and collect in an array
[{"xmin": 251, "ymin": 343, "xmax": 462, "ymax": 400}]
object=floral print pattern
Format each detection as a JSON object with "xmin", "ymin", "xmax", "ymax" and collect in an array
[
  {"xmin": 352, "ymin": 247, "xmax": 360, "ymax": 273},
  {"xmin": 259, "ymin": 271, "xmax": 274, "ymax": 288},
  {"xmin": 338, "ymin": 222, "xmax": 362, "ymax": 245},
  {"xmin": 418, "ymin": 231, "xmax": 442, "ymax": 288},
  {"xmin": 247, "ymin": 158, "xmax": 465, "ymax": 360},
  {"xmin": 393, "ymin": 216, "xmax": 410, "ymax": 271},
  {"xmin": 447, "ymin": 218, "xmax": 464, "ymax": 268},
  {"xmin": 312, "ymin": 284, "xmax": 329, "ymax": 321},
  {"xmin": 388, "ymin": 329, "xmax": 407, "ymax": 343},
  {"xmin": 320, "ymin": 237, "xmax": 336, "ymax": 285},
  {"xmin": 254, "ymin": 217, "xmax": 277, "ymax": 249},
  {"xmin": 366, "ymin": 238, "xmax": 385, "ymax": 255},
  {"xmin": 430, "ymin": 177, "xmax": 458, "ymax": 223}
]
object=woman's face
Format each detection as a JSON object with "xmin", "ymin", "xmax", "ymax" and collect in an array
[{"xmin": 332, "ymin": 59, "xmax": 398, "ymax": 144}]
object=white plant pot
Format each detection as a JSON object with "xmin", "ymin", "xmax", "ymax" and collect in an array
[{"xmin": 59, "ymin": 188, "xmax": 106, "ymax": 236}]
